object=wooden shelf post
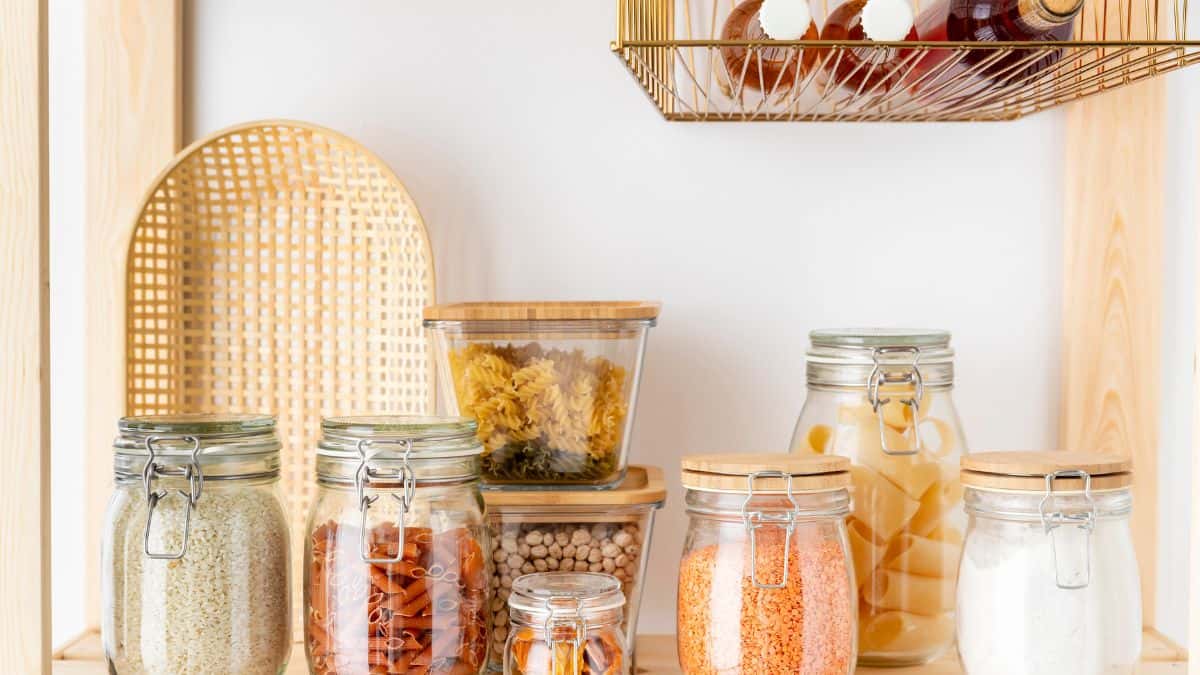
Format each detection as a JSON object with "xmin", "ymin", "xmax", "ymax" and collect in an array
[{"xmin": 0, "ymin": 0, "xmax": 51, "ymax": 670}]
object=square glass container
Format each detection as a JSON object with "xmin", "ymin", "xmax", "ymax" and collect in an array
[
  {"xmin": 482, "ymin": 465, "xmax": 666, "ymax": 672},
  {"xmin": 424, "ymin": 301, "xmax": 659, "ymax": 489}
]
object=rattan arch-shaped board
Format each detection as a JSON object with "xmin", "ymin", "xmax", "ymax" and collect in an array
[{"xmin": 124, "ymin": 120, "xmax": 436, "ymax": 624}]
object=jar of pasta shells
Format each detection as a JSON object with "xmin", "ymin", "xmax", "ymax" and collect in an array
[
  {"xmin": 789, "ymin": 329, "xmax": 968, "ymax": 666},
  {"xmin": 304, "ymin": 416, "xmax": 490, "ymax": 675},
  {"xmin": 504, "ymin": 572, "xmax": 630, "ymax": 675},
  {"xmin": 101, "ymin": 414, "xmax": 291, "ymax": 675},
  {"xmin": 424, "ymin": 301, "xmax": 659, "ymax": 489}
]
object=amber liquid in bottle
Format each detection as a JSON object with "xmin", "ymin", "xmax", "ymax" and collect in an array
[
  {"xmin": 820, "ymin": 0, "xmax": 918, "ymax": 93},
  {"xmin": 720, "ymin": 0, "xmax": 819, "ymax": 94},
  {"xmin": 912, "ymin": 0, "xmax": 1083, "ymax": 87}
]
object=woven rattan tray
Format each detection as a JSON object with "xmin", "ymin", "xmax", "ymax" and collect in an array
[{"xmin": 124, "ymin": 120, "xmax": 436, "ymax": 629}]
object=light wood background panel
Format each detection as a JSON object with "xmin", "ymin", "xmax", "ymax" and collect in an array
[
  {"xmin": 1061, "ymin": 78, "xmax": 1166, "ymax": 623},
  {"xmin": 0, "ymin": 0, "xmax": 51, "ymax": 670},
  {"xmin": 83, "ymin": 0, "xmax": 181, "ymax": 625}
]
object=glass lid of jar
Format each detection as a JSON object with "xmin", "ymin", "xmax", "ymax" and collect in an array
[
  {"xmin": 806, "ymin": 327, "xmax": 955, "ymax": 389},
  {"xmin": 114, "ymin": 413, "xmax": 280, "ymax": 459},
  {"xmin": 318, "ymin": 415, "xmax": 481, "ymax": 459},
  {"xmin": 508, "ymin": 572, "xmax": 626, "ymax": 616},
  {"xmin": 810, "ymin": 328, "xmax": 950, "ymax": 349}
]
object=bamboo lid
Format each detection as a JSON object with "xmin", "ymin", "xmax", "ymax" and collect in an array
[
  {"xmin": 961, "ymin": 451, "xmax": 1133, "ymax": 491},
  {"xmin": 424, "ymin": 301, "xmax": 661, "ymax": 322},
  {"xmin": 483, "ymin": 466, "xmax": 666, "ymax": 507},
  {"xmin": 681, "ymin": 453, "xmax": 850, "ymax": 493}
]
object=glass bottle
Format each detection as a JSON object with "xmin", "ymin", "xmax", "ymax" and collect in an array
[
  {"xmin": 819, "ymin": 0, "xmax": 918, "ymax": 93},
  {"xmin": 504, "ymin": 572, "xmax": 629, "ymax": 675},
  {"xmin": 789, "ymin": 329, "xmax": 968, "ymax": 666},
  {"xmin": 913, "ymin": 0, "xmax": 1085, "ymax": 87},
  {"xmin": 957, "ymin": 452, "xmax": 1141, "ymax": 674},
  {"xmin": 304, "ymin": 416, "xmax": 490, "ymax": 675},
  {"xmin": 101, "ymin": 414, "xmax": 292, "ymax": 674},
  {"xmin": 676, "ymin": 453, "xmax": 856, "ymax": 674},
  {"xmin": 720, "ymin": 0, "xmax": 819, "ymax": 94}
]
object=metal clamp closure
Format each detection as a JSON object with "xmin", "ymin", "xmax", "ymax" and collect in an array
[
  {"xmin": 740, "ymin": 470, "xmax": 799, "ymax": 589},
  {"xmin": 543, "ymin": 597, "xmax": 587, "ymax": 675},
  {"xmin": 356, "ymin": 438, "xmax": 415, "ymax": 564},
  {"xmin": 1038, "ymin": 469, "xmax": 1096, "ymax": 589},
  {"xmin": 867, "ymin": 346, "xmax": 924, "ymax": 456},
  {"xmin": 142, "ymin": 435, "xmax": 203, "ymax": 560}
]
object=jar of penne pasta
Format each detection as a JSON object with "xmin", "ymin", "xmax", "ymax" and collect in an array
[
  {"xmin": 423, "ymin": 301, "xmax": 659, "ymax": 489},
  {"xmin": 788, "ymin": 329, "xmax": 967, "ymax": 667},
  {"xmin": 101, "ymin": 414, "xmax": 292, "ymax": 675},
  {"xmin": 957, "ymin": 452, "xmax": 1141, "ymax": 675},
  {"xmin": 305, "ymin": 416, "xmax": 490, "ymax": 675},
  {"xmin": 504, "ymin": 572, "xmax": 630, "ymax": 675},
  {"xmin": 677, "ymin": 454, "xmax": 856, "ymax": 675}
]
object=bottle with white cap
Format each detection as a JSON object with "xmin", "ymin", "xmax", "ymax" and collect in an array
[
  {"xmin": 818, "ymin": 0, "xmax": 918, "ymax": 93},
  {"xmin": 719, "ymin": 0, "xmax": 818, "ymax": 94}
]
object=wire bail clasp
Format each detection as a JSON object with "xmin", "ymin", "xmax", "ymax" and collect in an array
[
  {"xmin": 355, "ymin": 438, "xmax": 416, "ymax": 564},
  {"xmin": 867, "ymin": 346, "xmax": 924, "ymax": 456},
  {"xmin": 1039, "ymin": 469, "xmax": 1097, "ymax": 589},
  {"xmin": 543, "ymin": 596, "xmax": 587, "ymax": 675},
  {"xmin": 141, "ymin": 435, "xmax": 203, "ymax": 560},
  {"xmin": 741, "ymin": 470, "xmax": 799, "ymax": 589}
]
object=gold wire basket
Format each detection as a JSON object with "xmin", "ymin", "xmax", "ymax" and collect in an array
[{"xmin": 613, "ymin": 0, "xmax": 1198, "ymax": 120}]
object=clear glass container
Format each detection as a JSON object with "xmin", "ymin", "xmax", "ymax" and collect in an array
[
  {"xmin": 677, "ymin": 454, "xmax": 856, "ymax": 675},
  {"xmin": 304, "ymin": 416, "xmax": 491, "ymax": 675},
  {"xmin": 101, "ymin": 414, "xmax": 292, "ymax": 675},
  {"xmin": 424, "ymin": 301, "xmax": 659, "ymax": 489},
  {"xmin": 504, "ymin": 572, "xmax": 629, "ymax": 675},
  {"xmin": 483, "ymin": 466, "xmax": 665, "ymax": 671},
  {"xmin": 789, "ymin": 328, "xmax": 967, "ymax": 666},
  {"xmin": 957, "ymin": 452, "xmax": 1141, "ymax": 675}
]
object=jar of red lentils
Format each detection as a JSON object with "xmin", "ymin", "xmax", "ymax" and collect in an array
[{"xmin": 677, "ymin": 453, "xmax": 855, "ymax": 675}]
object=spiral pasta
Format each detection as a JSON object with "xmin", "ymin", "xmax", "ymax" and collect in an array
[{"xmin": 448, "ymin": 343, "xmax": 628, "ymax": 482}]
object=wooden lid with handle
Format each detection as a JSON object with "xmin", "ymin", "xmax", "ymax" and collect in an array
[
  {"xmin": 961, "ymin": 451, "xmax": 1132, "ymax": 491},
  {"xmin": 424, "ymin": 301, "xmax": 661, "ymax": 322},
  {"xmin": 681, "ymin": 453, "xmax": 850, "ymax": 492}
]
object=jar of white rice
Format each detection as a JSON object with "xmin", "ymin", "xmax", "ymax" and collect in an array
[{"xmin": 101, "ymin": 414, "xmax": 291, "ymax": 674}]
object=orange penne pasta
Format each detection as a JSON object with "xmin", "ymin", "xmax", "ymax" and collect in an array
[
  {"xmin": 370, "ymin": 566, "xmax": 407, "ymax": 594},
  {"xmin": 397, "ymin": 592, "xmax": 431, "ymax": 617}
]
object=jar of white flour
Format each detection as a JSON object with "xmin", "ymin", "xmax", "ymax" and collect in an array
[{"xmin": 956, "ymin": 451, "xmax": 1141, "ymax": 675}]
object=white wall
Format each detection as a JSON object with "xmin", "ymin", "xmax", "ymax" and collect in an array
[{"xmin": 49, "ymin": 0, "xmax": 1195, "ymax": 646}]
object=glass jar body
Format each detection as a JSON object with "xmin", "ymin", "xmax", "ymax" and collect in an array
[
  {"xmin": 791, "ymin": 384, "xmax": 966, "ymax": 665},
  {"xmin": 304, "ymin": 479, "xmax": 491, "ymax": 674},
  {"xmin": 426, "ymin": 318, "xmax": 653, "ymax": 488},
  {"xmin": 677, "ymin": 490, "xmax": 856, "ymax": 675},
  {"xmin": 101, "ymin": 478, "xmax": 292, "ymax": 674},
  {"xmin": 957, "ymin": 487, "xmax": 1141, "ymax": 675},
  {"xmin": 503, "ymin": 616, "xmax": 629, "ymax": 675}
]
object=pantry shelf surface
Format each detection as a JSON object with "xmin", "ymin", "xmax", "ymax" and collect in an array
[{"xmin": 51, "ymin": 628, "xmax": 1187, "ymax": 673}]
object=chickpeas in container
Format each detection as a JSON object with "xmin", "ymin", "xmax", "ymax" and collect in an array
[{"xmin": 481, "ymin": 466, "xmax": 666, "ymax": 672}]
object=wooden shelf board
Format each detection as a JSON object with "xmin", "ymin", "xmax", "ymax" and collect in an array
[{"xmin": 53, "ymin": 628, "xmax": 1186, "ymax": 673}]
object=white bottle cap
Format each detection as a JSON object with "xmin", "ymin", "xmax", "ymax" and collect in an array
[
  {"xmin": 860, "ymin": 0, "xmax": 914, "ymax": 41},
  {"xmin": 758, "ymin": 0, "xmax": 814, "ymax": 39}
]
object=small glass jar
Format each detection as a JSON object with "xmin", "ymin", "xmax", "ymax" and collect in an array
[
  {"xmin": 101, "ymin": 414, "xmax": 292, "ymax": 674},
  {"xmin": 677, "ymin": 453, "xmax": 856, "ymax": 675},
  {"xmin": 304, "ymin": 416, "xmax": 490, "ymax": 675},
  {"xmin": 789, "ymin": 328, "xmax": 967, "ymax": 666},
  {"xmin": 957, "ymin": 451, "xmax": 1142, "ymax": 675},
  {"xmin": 424, "ymin": 301, "xmax": 659, "ymax": 489},
  {"xmin": 504, "ymin": 572, "xmax": 629, "ymax": 675}
]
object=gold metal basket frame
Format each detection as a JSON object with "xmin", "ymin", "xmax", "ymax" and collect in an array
[{"xmin": 613, "ymin": 0, "xmax": 1199, "ymax": 120}]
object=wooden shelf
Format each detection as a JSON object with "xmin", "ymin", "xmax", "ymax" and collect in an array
[{"xmin": 53, "ymin": 628, "xmax": 1186, "ymax": 673}]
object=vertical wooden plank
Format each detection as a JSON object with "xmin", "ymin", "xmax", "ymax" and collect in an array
[
  {"xmin": 0, "ymin": 0, "xmax": 51, "ymax": 670},
  {"xmin": 1061, "ymin": 79, "xmax": 1165, "ymax": 625},
  {"xmin": 84, "ymin": 0, "xmax": 181, "ymax": 626},
  {"xmin": 1190, "ymin": 131, "xmax": 1200, "ymax": 674}
]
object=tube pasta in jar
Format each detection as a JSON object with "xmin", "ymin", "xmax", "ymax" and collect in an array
[{"xmin": 794, "ymin": 390, "xmax": 963, "ymax": 661}]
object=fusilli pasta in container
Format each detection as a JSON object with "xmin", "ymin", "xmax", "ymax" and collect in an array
[{"xmin": 423, "ymin": 302, "xmax": 659, "ymax": 488}]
